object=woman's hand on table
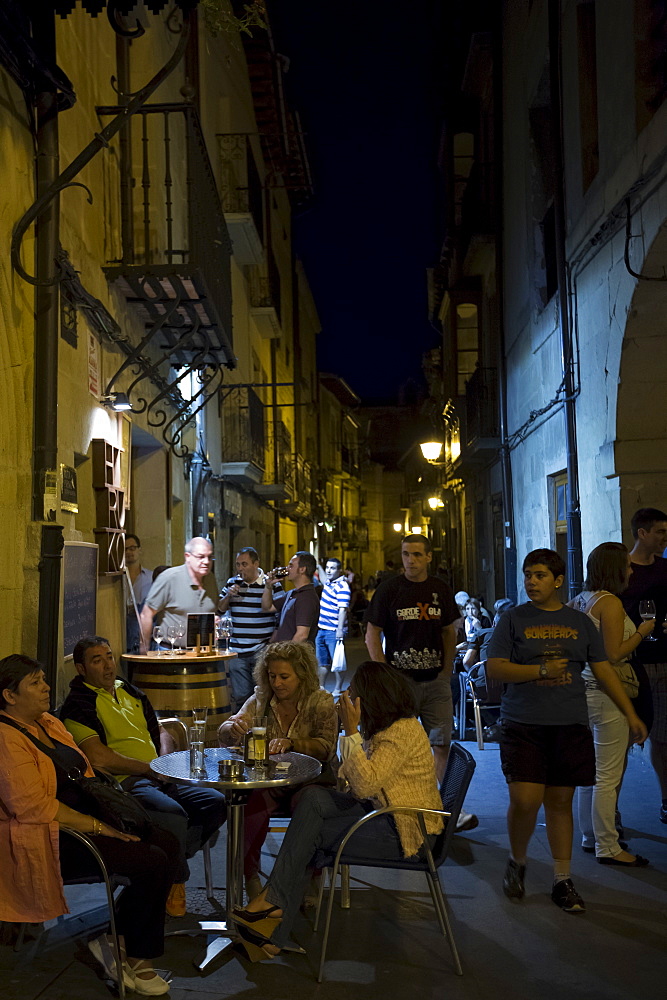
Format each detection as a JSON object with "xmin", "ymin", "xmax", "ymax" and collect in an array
[
  {"xmin": 337, "ymin": 689, "xmax": 361, "ymax": 735},
  {"xmin": 269, "ymin": 737, "xmax": 292, "ymax": 754}
]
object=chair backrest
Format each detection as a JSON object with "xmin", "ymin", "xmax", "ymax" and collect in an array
[{"xmin": 433, "ymin": 742, "xmax": 476, "ymax": 864}]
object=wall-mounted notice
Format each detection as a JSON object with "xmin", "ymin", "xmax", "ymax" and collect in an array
[{"xmin": 63, "ymin": 541, "xmax": 99, "ymax": 657}]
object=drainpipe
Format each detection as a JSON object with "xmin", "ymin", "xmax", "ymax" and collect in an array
[
  {"xmin": 493, "ymin": 8, "xmax": 517, "ymax": 603},
  {"xmin": 32, "ymin": 14, "xmax": 63, "ymax": 687},
  {"xmin": 549, "ymin": 0, "xmax": 583, "ymax": 598}
]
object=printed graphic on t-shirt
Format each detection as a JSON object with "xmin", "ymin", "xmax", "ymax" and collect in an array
[
  {"xmin": 521, "ymin": 623, "xmax": 577, "ymax": 687},
  {"xmin": 395, "ymin": 596, "xmax": 442, "ymax": 623},
  {"xmin": 391, "ymin": 647, "xmax": 442, "ymax": 672}
]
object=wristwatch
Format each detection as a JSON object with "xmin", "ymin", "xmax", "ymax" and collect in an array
[{"xmin": 538, "ymin": 662, "xmax": 549, "ymax": 679}]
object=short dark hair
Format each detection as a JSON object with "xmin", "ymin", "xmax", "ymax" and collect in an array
[
  {"xmin": 584, "ymin": 542, "xmax": 629, "ymax": 596},
  {"xmin": 349, "ymin": 660, "xmax": 417, "ymax": 740},
  {"xmin": 237, "ymin": 546, "xmax": 259, "ymax": 562},
  {"xmin": 72, "ymin": 636, "xmax": 111, "ymax": 669},
  {"xmin": 295, "ymin": 551, "xmax": 317, "ymax": 578},
  {"xmin": 522, "ymin": 548, "xmax": 566, "ymax": 579},
  {"xmin": 402, "ymin": 533, "xmax": 431, "ymax": 554},
  {"xmin": 630, "ymin": 507, "xmax": 667, "ymax": 539},
  {"xmin": 325, "ymin": 557, "xmax": 342, "ymax": 568},
  {"xmin": 125, "ymin": 533, "xmax": 141, "ymax": 547},
  {"xmin": 152, "ymin": 564, "xmax": 170, "ymax": 581},
  {"xmin": 0, "ymin": 654, "xmax": 44, "ymax": 710}
]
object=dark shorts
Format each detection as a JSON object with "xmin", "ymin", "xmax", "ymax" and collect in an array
[{"xmin": 499, "ymin": 720, "xmax": 595, "ymax": 787}]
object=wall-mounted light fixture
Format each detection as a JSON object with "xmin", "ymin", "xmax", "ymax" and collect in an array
[
  {"xmin": 101, "ymin": 392, "xmax": 132, "ymax": 412},
  {"xmin": 428, "ymin": 496, "xmax": 444, "ymax": 510},
  {"xmin": 393, "ymin": 522, "xmax": 402, "ymax": 532},
  {"xmin": 420, "ymin": 440, "xmax": 443, "ymax": 463}
]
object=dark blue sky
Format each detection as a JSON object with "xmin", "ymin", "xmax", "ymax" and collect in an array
[{"xmin": 269, "ymin": 1, "xmax": 466, "ymax": 403}]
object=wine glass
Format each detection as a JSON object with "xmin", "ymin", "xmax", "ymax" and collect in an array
[
  {"xmin": 167, "ymin": 625, "xmax": 179, "ymax": 656},
  {"xmin": 152, "ymin": 625, "xmax": 165, "ymax": 655},
  {"xmin": 173, "ymin": 622, "xmax": 186, "ymax": 654},
  {"xmin": 639, "ymin": 600, "xmax": 657, "ymax": 640},
  {"xmin": 216, "ymin": 617, "xmax": 232, "ymax": 652}
]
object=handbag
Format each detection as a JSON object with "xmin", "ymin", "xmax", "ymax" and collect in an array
[
  {"xmin": 331, "ymin": 639, "xmax": 346, "ymax": 673},
  {"xmin": 0, "ymin": 716, "xmax": 153, "ymax": 837}
]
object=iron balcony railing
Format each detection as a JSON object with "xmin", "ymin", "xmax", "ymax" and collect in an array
[
  {"xmin": 266, "ymin": 419, "xmax": 294, "ymax": 493},
  {"xmin": 465, "ymin": 366, "xmax": 499, "ymax": 445},
  {"xmin": 218, "ymin": 133, "xmax": 264, "ymax": 236},
  {"xmin": 102, "ymin": 102, "xmax": 234, "ymax": 366},
  {"xmin": 221, "ymin": 386, "xmax": 265, "ymax": 470}
]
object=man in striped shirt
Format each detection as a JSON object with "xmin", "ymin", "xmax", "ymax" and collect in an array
[
  {"xmin": 218, "ymin": 547, "xmax": 283, "ymax": 711},
  {"xmin": 316, "ymin": 557, "xmax": 351, "ymax": 694}
]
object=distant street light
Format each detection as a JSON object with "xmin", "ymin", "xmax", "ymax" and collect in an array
[
  {"xmin": 428, "ymin": 497, "xmax": 444, "ymax": 510},
  {"xmin": 393, "ymin": 522, "xmax": 402, "ymax": 532}
]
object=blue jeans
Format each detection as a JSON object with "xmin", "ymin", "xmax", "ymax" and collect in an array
[
  {"xmin": 228, "ymin": 650, "xmax": 260, "ymax": 711},
  {"xmin": 315, "ymin": 629, "xmax": 338, "ymax": 667},
  {"xmin": 122, "ymin": 776, "xmax": 226, "ymax": 883},
  {"xmin": 264, "ymin": 786, "xmax": 406, "ymax": 948}
]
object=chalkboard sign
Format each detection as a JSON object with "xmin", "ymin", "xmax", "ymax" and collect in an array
[
  {"xmin": 63, "ymin": 542, "xmax": 99, "ymax": 657},
  {"xmin": 186, "ymin": 612, "xmax": 215, "ymax": 648}
]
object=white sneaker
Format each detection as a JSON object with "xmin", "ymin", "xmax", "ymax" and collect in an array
[{"xmin": 455, "ymin": 811, "xmax": 479, "ymax": 832}]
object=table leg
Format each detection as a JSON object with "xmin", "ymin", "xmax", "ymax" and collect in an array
[{"xmin": 195, "ymin": 795, "xmax": 246, "ymax": 970}]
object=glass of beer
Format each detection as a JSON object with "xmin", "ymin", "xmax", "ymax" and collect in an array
[{"xmin": 252, "ymin": 715, "xmax": 268, "ymax": 767}]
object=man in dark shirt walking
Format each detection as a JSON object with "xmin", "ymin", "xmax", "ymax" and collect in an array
[
  {"xmin": 364, "ymin": 534, "xmax": 476, "ymax": 828},
  {"xmin": 621, "ymin": 507, "xmax": 667, "ymax": 823}
]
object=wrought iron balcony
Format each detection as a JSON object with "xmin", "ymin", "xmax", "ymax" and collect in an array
[
  {"xmin": 248, "ymin": 248, "xmax": 281, "ymax": 338},
  {"xmin": 218, "ymin": 133, "xmax": 264, "ymax": 264},
  {"xmin": 464, "ymin": 366, "xmax": 500, "ymax": 460},
  {"xmin": 219, "ymin": 386, "xmax": 265, "ymax": 486},
  {"xmin": 101, "ymin": 102, "xmax": 235, "ymax": 369},
  {"xmin": 255, "ymin": 419, "xmax": 294, "ymax": 501}
]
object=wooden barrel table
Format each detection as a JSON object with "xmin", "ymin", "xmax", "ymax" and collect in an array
[{"xmin": 122, "ymin": 651, "xmax": 236, "ymax": 746}]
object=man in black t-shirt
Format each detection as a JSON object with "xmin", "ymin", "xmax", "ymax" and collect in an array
[
  {"xmin": 365, "ymin": 535, "xmax": 461, "ymax": 788},
  {"xmin": 621, "ymin": 507, "xmax": 667, "ymax": 823}
]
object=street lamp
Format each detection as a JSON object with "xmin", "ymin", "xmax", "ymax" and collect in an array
[
  {"xmin": 393, "ymin": 522, "xmax": 402, "ymax": 532},
  {"xmin": 428, "ymin": 496, "xmax": 444, "ymax": 510},
  {"xmin": 420, "ymin": 440, "xmax": 443, "ymax": 463}
]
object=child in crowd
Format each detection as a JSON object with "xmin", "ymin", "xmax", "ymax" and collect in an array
[{"xmin": 486, "ymin": 549, "xmax": 647, "ymax": 913}]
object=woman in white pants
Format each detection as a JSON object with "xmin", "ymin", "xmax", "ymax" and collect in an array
[{"xmin": 570, "ymin": 543, "xmax": 652, "ymax": 866}]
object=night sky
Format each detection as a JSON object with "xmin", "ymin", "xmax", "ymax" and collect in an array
[{"xmin": 269, "ymin": 1, "xmax": 486, "ymax": 404}]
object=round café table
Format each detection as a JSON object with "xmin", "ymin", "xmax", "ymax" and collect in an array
[
  {"xmin": 150, "ymin": 747, "xmax": 321, "ymax": 968},
  {"xmin": 121, "ymin": 650, "xmax": 237, "ymax": 743}
]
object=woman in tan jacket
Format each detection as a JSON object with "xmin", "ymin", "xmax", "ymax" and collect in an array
[{"xmin": 230, "ymin": 659, "xmax": 444, "ymax": 960}]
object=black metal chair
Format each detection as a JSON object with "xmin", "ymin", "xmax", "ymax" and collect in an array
[
  {"xmin": 314, "ymin": 742, "xmax": 477, "ymax": 982},
  {"xmin": 13, "ymin": 827, "xmax": 129, "ymax": 999}
]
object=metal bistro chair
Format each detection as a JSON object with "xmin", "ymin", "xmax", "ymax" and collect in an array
[
  {"xmin": 314, "ymin": 742, "xmax": 476, "ymax": 982},
  {"xmin": 158, "ymin": 717, "xmax": 214, "ymax": 898},
  {"xmin": 458, "ymin": 662, "xmax": 503, "ymax": 749},
  {"xmin": 13, "ymin": 827, "xmax": 130, "ymax": 1000}
]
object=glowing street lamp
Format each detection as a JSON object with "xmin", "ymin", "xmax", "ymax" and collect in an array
[
  {"xmin": 420, "ymin": 440, "xmax": 443, "ymax": 463},
  {"xmin": 393, "ymin": 522, "xmax": 403, "ymax": 532},
  {"xmin": 428, "ymin": 496, "xmax": 444, "ymax": 510}
]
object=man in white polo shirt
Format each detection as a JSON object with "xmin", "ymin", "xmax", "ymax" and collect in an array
[
  {"xmin": 316, "ymin": 557, "xmax": 351, "ymax": 694},
  {"xmin": 218, "ymin": 546, "xmax": 283, "ymax": 711}
]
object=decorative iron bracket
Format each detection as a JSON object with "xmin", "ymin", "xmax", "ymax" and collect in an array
[{"xmin": 11, "ymin": 8, "xmax": 191, "ymax": 286}]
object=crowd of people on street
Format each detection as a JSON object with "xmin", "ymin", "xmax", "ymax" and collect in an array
[{"xmin": 1, "ymin": 507, "xmax": 665, "ymax": 983}]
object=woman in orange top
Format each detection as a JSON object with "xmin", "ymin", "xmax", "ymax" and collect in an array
[{"xmin": 0, "ymin": 654, "xmax": 173, "ymax": 996}]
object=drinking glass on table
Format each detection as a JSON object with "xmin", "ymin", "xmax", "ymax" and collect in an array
[
  {"xmin": 152, "ymin": 625, "xmax": 165, "ymax": 655},
  {"xmin": 639, "ymin": 600, "xmax": 657, "ymax": 640},
  {"xmin": 166, "ymin": 625, "xmax": 179, "ymax": 656},
  {"xmin": 173, "ymin": 622, "xmax": 186, "ymax": 653},
  {"xmin": 216, "ymin": 617, "xmax": 232, "ymax": 652},
  {"xmin": 252, "ymin": 715, "xmax": 268, "ymax": 767},
  {"xmin": 189, "ymin": 726, "xmax": 206, "ymax": 776}
]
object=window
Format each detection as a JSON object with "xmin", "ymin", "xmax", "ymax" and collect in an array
[
  {"xmin": 456, "ymin": 303, "xmax": 479, "ymax": 395},
  {"xmin": 577, "ymin": 2, "xmax": 599, "ymax": 191},
  {"xmin": 635, "ymin": 0, "xmax": 667, "ymax": 132}
]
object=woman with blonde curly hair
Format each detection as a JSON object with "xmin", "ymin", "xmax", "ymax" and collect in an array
[{"xmin": 218, "ymin": 641, "xmax": 338, "ymax": 898}]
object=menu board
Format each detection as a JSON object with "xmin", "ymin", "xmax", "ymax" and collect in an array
[
  {"xmin": 63, "ymin": 542, "xmax": 99, "ymax": 656},
  {"xmin": 186, "ymin": 612, "xmax": 215, "ymax": 648}
]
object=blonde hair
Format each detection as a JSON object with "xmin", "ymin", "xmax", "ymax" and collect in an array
[{"xmin": 253, "ymin": 641, "xmax": 320, "ymax": 701}]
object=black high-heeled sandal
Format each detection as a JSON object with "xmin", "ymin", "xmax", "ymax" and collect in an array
[
  {"xmin": 232, "ymin": 903, "xmax": 282, "ymax": 937},
  {"xmin": 235, "ymin": 923, "xmax": 280, "ymax": 962}
]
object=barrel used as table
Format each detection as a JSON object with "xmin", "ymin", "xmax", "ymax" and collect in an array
[{"xmin": 122, "ymin": 651, "xmax": 236, "ymax": 744}]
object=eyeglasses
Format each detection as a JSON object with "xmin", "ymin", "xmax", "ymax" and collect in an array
[
  {"xmin": 187, "ymin": 551, "xmax": 212, "ymax": 560},
  {"xmin": 125, "ymin": 545, "xmax": 139, "ymax": 552}
]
